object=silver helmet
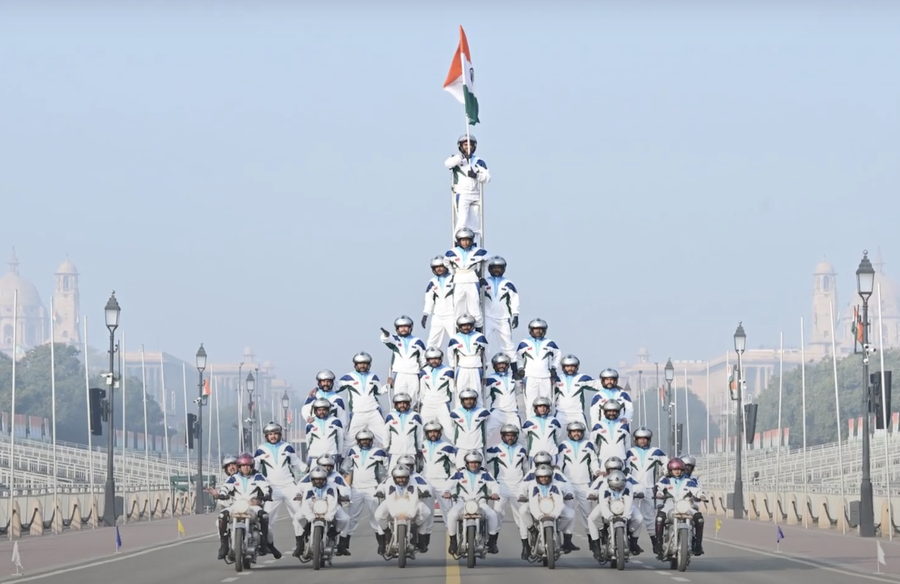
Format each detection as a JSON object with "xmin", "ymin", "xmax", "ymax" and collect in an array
[
  {"xmin": 392, "ymin": 392, "xmax": 412, "ymax": 405},
  {"xmin": 394, "ymin": 315, "xmax": 414, "ymax": 329},
  {"xmin": 457, "ymin": 134, "xmax": 477, "ymax": 147},
  {"xmin": 355, "ymin": 429, "xmax": 375, "ymax": 443},
  {"xmin": 603, "ymin": 400, "xmax": 624, "ymax": 412},
  {"xmin": 499, "ymin": 424, "xmax": 520, "ymax": 435},
  {"xmin": 263, "ymin": 422, "xmax": 283, "ymax": 435},
  {"xmin": 221, "ymin": 454, "xmax": 238, "ymax": 468},
  {"xmin": 456, "ymin": 314, "xmax": 476, "ymax": 328},
  {"xmin": 528, "ymin": 318, "xmax": 548, "ymax": 330},
  {"xmin": 604, "ymin": 456, "xmax": 624, "ymax": 471},
  {"xmin": 560, "ymin": 354, "xmax": 580, "ymax": 368},
  {"xmin": 311, "ymin": 398, "xmax": 332, "ymax": 411},
  {"xmin": 535, "ymin": 465, "xmax": 554, "ymax": 479},
  {"xmin": 424, "ymin": 347, "xmax": 444, "ymax": 361},
  {"xmin": 633, "ymin": 426, "xmax": 653, "ymax": 440},
  {"xmin": 533, "ymin": 451, "xmax": 553, "ymax": 467},
  {"xmin": 316, "ymin": 454, "xmax": 336, "ymax": 469},
  {"xmin": 396, "ymin": 454, "xmax": 417, "ymax": 469},
  {"xmin": 352, "ymin": 352, "xmax": 372, "ymax": 365},
  {"xmin": 463, "ymin": 450, "xmax": 483, "ymax": 464},
  {"xmin": 487, "ymin": 256, "xmax": 507, "ymax": 270},
  {"xmin": 491, "ymin": 353, "xmax": 511, "ymax": 366},
  {"xmin": 309, "ymin": 466, "xmax": 329, "ymax": 481},
  {"xmin": 455, "ymin": 228, "xmax": 475, "ymax": 241},
  {"xmin": 315, "ymin": 369, "xmax": 335, "ymax": 382},
  {"xmin": 458, "ymin": 388, "xmax": 479, "ymax": 401},
  {"xmin": 607, "ymin": 470, "xmax": 626, "ymax": 490},
  {"xmin": 532, "ymin": 396, "xmax": 552, "ymax": 410},
  {"xmin": 566, "ymin": 421, "xmax": 587, "ymax": 434},
  {"xmin": 392, "ymin": 466, "xmax": 411, "ymax": 480},
  {"xmin": 423, "ymin": 420, "xmax": 444, "ymax": 433},
  {"xmin": 599, "ymin": 368, "xmax": 619, "ymax": 380},
  {"xmin": 430, "ymin": 256, "xmax": 445, "ymax": 269},
  {"xmin": 682, "ymin": 455, "xmax": 697, "ymax": 468}
]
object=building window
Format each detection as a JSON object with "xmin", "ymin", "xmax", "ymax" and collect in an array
[
  {"xmin": 823, "ymin": 277, "xmax": 830, "ymax": 291},
  {"xmin": 63, "ymin": 276, "xmax": 70, "ymax": 291},
  {"xmin": 62, "ymin": 330, "xmax": 69, "ymax": 339}
]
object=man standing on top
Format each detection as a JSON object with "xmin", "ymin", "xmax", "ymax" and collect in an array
[
  {"xmin": 483, "ymin": 256, "xmax": 520, "ymax": 371},
  {"xmin": 444, "ymin": 228, "xmax": 489, "ymax": 331},
  {"xmin": 445, "ymin": 134, "xmax": 490, "ymax": 242},
  {"xmin": 422, "ymin": 256, "xmax": 456, "ymax": 351},
  {"xmin": 380, "ymin": 316, "xmax": 427, "ymax": 405}
]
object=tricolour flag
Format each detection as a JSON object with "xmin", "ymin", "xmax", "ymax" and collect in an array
[
  {"xmin": 776, "ymin": 525, "xmax": 784, "ymax": 542},
  {"xmin": 443, "ymin": 26, "xmax": 480, "ymax": 125}
]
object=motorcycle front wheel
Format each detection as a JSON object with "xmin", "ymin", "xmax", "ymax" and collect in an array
[
  {"xmin": 544, "ymin": 526, "xmax": 555, "ymax": 570},
  {"xmin": 614, "ymin": 526, "xmax": 626, "ymax": 570},
  {"xmin": 234, "ymin": 527, "xmax": 245, "ymax": 573},
  {"xmin": 397, "ymin": 524, "xmax": 408, "ymax": 569},
  {"xmin": 677, "ymin": 530, "xmax": 689, "ymax": 572},
  {"xmin": 312, "ymin": 525, "xmax": 324, "ymax": 571},
  {"xmin": 466, "ymin": 525, "xmax": 477, "ymax": 569}
]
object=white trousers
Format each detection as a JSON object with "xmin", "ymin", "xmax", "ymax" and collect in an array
[
  {"xmin": 453, "ymin": 282, "xmax": 483, "ymax": 327},
  {"xmin": 523, "ymin": 377, "xmax": 552, "ymax": 409},
  {"xmin": 418, "ymin": 402, "xmax": 454, "ymax": 440},
  {"xmin": 587, "ymin": 506, "xmax": 643, "ymax": 540},
  {"xmin": 347, "ymin": 487, "xmax": 379, "ymax": 535},
  {"xmin": 426, "ymin": 316, "xmax": 455, "ymax": 352},
  {"xmin": 427, "ymin": 479, "xmax": 453, "ymax": 531},
  {"xmin": 485, "ymin": 316, "xmax": 514, "ymax": 361},
  {"xmin": 455, "ymin": 367, "xmax": 485, "ymax": 407},
  {"xmin": 373, "ymin": 500, "xmax": 431, "ymax": 534},
  {"xmin": 296, "ymin": 506, "xmax": 350, "ymax": 535},
  {"xmin": 263, "ymin": 483, "xmax": 303, "ymax": 539},
  {"xmin": 454, "ymin": 192, "xmax": 482, "ymax": 240},
  {"xmin": 488, "ymin": 409, "xmax": 521, "ymax": 445},
  {"xmin": 494, "ymin": 481, "xmax": 524, "ymax": 531},
  {"xmin": 446, "ymin": 500, "xmax": 499, "ymax": 536},
  {"xmin": 570, "ymin": 482, "xmax": 593, "ymax": 532},
  {"xmin": 391, "ymin": 373, "xmax": 420, "ymax": 405},
  {"xmin": 519, "ymin": 502, "xmax": 575, "ymax": 538},
  {"xmin": 636, "ymin": 496, "xmax": 656, "ymax": 533},
  {"xmin": 555, "ymin": 410, "xmax": 586, "ymax": 430},
  {"xmin": 345, "ymin": 410, "xmax": 386, "ymax": 453}
]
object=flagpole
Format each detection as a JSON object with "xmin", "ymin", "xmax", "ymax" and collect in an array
[
  {"xmin": 877, "ymin": 283, "xmax": 893, "ymax": 541},
  {"xmin": 206, "ymin": 367, "xmax": 213, "ymax": 478},
  {"xmin": 673, "ymin": 374, "xmax": 678, "ymax": 455},
  {"xmin": 800, "ymin": 317, "xmax": 809, "ymax": 529},
  {"xmin": 828, "ymin": 300, "xmax": 847, "ymax": 534},
  {"xmin": 159, "ymin": 352, "xmax": 172, "ymax": 508},
  {"xmin": 121, "ymin": 330, "xmax": 128, "ymax": 502},
  {"xmin": 214, "ymin": 376, "xmax": 222, "ymax": 466},
  {"xmin": 684, "ymin": 367, "xmax": 691, "ymax": 454},
  {"xmin": 140, "ymin": 346, "xmax": 151, "ymax": 521},
  {"xmin": 50, "ymin": 297, "xmax": 60, "ymax": 526},
  {"xmin": 182, "ymin": 362, "xmax": 191, "ymax": 513},
  {"xmin": 83, "ymin": 315, "xmax": 96, "ymax": 526},
  {"xmin": 725, "ymin": 352, "xmax": 730, "ymax": 469},
  {"xmin": 706, "ymin": 361, "xmax": 710, "ymax": 456},
  {"xmin": 6, "ymin": 291, "xmax": 17, "ymax": 541},
  {"xmin": 775, "ymin": 331, "xmax": 783, "ymax": 526}
]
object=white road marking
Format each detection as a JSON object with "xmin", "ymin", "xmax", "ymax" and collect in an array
[
  {"xmin": 221, "ymin": 578, "xmax": 239, "ymax": 583},
  {"xmin": 655, "ymin": 570, "xmax": 671, "ymax": 575},
  {"xmin": 263, "ymin": 559, "xmax": 276, "ymax": 564},
  {"xmin": 633, "ymin": 559, "xmax": 643, "ymax": 564},
  {"xmin": 671, "ymin": 578, "xmax": 690, "ymax": 582}
]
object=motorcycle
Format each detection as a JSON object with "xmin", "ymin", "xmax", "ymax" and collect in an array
[
  {"xmin": 658, "ymin": 495, "xmax": 697, "ymax": 572},
  {"xmin": 604, "ymin": 497, "xmax": 631, "ymax": 570},
  {"xmin": 524, "ymin": 491, "xmax": 566, "ymax": 569},
  {"xmin": 227, "ymin": 497, "xmax": 262, "ymax": 573},
  {"xmin": 298, "ymin": 495, "xmax": 338, "ymax": 570},
  {"xmin": 450, "ymin": 496, "xmax": 487, "ymax": 568},
  {"xmin": 381, "ymin": 488, "xmax": 421, "ymax": 567}
]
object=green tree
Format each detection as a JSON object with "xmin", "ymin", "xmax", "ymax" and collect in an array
[
  {"xmin": 753, "ymin": 349, "xmax": 900, "ymax": 447},
  {"xmin": 632, "ymin": 384, "xmax": 720, "ymax": 455},
  {"xmin": 0, "ymin": 344, "xmax": 165, "ymax": 445}
]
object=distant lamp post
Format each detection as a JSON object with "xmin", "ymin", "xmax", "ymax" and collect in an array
[
  {"xmin": 732, "ymin": 322, "xmax": 747, "ymax": 520},
  {"xmin": 857, "ymin": 251, "xmax": 876, "ymax": 537},
  {"xmin": 194, "ymin": 343, "xmax": 207, "ymax": 514},
  {"xmin": 664, "ymin": 358, "xmax": 675, "ymax": 454},
  {"xmin": 281, "ymin": 391, "xmax": 290, "ymax": 431},
  {"xmin": 246, "ymin": 372, "xmax": 257, "ymax": 444},
  {"xmin": 102, "ymin": 292, "xmax": 121, "ymax": 527}
]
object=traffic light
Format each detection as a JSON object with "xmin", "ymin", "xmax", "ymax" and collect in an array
[
  {"xmin": 89, "ymin": 387, "xmax": 106, "ymax": 436},
  {"xmin": 187, "ymin": 413, "xmax": 197, "ymax": 449},
  {"xmin": 744, "ymin": 403, "xmax": 759, "ymax": 443},
  {"xmin": 871, "ymin": 371, "xmax": 892, "ymax": 430}
]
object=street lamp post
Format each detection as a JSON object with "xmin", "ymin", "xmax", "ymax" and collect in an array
[
  {"xmin": 732, "ymin": 322, "xmax": 747, "ymax": 520},
  {"xmin": 237, "ymin": 362, "xmax": 244, "ymax": 452},
  {"xmin": 246, "ymin": 372, "xmax": 256, "ymax": 448},
  {"xmin": 194, "ymin": 343, "xmax": 207, "ymax": 514},
  {"xmin": 857, "ymin": 251, "xmax": 876, "ymax": 537},
  {"xmin": 102, "ymin": 292, "xmax": 121, "ymax": 527},
  {"xmin": 281, "ymin": 391, "xmax": 290, "ymax": 432},
  {"xmin": 664, "ymin": 359, "xmax": 674, "ymax": 454}
]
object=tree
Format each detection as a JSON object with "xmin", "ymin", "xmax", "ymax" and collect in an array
[
  {"xmin": 753, "ymin": 348, "xmax": 900, "ymax": 447},
  {"xmin": 632, "ymin": 384, "xmax": 720, "ymax": 455},
  {"xmin": 0, "ymin": 344, "xmax": 165, "ymax": 445}
]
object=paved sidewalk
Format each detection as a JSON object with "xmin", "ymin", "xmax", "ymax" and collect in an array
[
  {"xmin": 0, "ymin": 515, "xmax": 215, "ymax": 575},
  {"xmin": 713, "ymin": 518, "xmax": 900, "ymax": 577}
]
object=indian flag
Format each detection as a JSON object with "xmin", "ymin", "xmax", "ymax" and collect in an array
[{"xmin": 443, "ymin": 25, "xmax": 480, "ymax": 125}]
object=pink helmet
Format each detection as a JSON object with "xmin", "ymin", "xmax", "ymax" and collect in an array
[
  {"xmin": 236, "ymin": 453, "xmax": 254, "ymax": 467},
  {"xmin": 667, "ymin": 458, "xmax": 685, "ymax": 472}
]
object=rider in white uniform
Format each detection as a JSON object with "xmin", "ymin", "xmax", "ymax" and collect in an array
[
  {"xmin": 301, "ymin": 370, "xmax": 349, "ymax": 429},
  {"xmin": 304, "ymin": 398, "xmax": 344, "ymax": 467},
  {"xmin": 484, "ymin": 353, "xmax": 521, "ymax": 444},
  {"xmin": 522, "ymin": 397, "xmax": 562, "ymax": 466},
  {"xmin": 294, "ymin": 466, "xmax": 348, "ymax": 558},
  {"xmin": 557, "ymin": 421, "xmax": 601, "ymax": 537},
  {"xmin": 380, "ymin": 316, "xmax": 427, "ymax": 403},
  {"xmin": 214, "ymin": 453, "xmax": 271, "ymax": 560},
  {"xmin": 417, "ymin": 347, "xmax": 456, "ymax": 440},
  {"xmin": 296, "ymin": 454, "xmax": 352, "ymax": 556},
  {"xmin": 344, "ymin": 429, "xmax": 388, "ymax": 555},
  {"xmin": 653, "ymin": 458, "xmax": 706, "ymax": 558},
  {"xmin": 485, "ymin": 424, "xmax": 529, "ymax": 539},
  {"xmin": 515, "ymin": 319, "xmax": 560, "ymax": 407},
  {"xmin": 443, "ymin": 228, "xmax": 489, "ymax": 328},
  {"xmin": 419, "ymin": 420, "xmax": 458, "ymax": 532},
  {"xmin": 517, "ymin": 465, "xmax": 577, "ymax": 557},
  {"xmin": 447, "ymin": 314, "xmax": 489, "ymax": 407},
  {"xmin": 449, "ymin": 388, "xmax": 493, "ymax": 468},
  {"xmin": 446, "ymin": 134, "xmax": 491, "ymax": 241},
  {"xmin": 625, "ymin": 426, "xmax": 668, "ymax": 554},
  {"xmin": 339, "ymin": 352, "xmax": 388, "ymax": 452},
  {"xmin": 483, "ymin": 256, "xmax": 520, "ymax": 364},
  {"xmin": 552, "ymin": 355, "xmax": 595, "ymax": 428},
  {"xmin": 422, "ymin": 256, "xmax": 456, "ymax": 351},
  {"xmin": 373, "ymin": 466, "xmax": 431, "ymax": 555},
  {"xmin": 384, "ymin": 393, "xmax": 424, "ymax": 471},
  {"xmin": 587, "ymin": 368, "xmax": 635, "ymax": 425},
  {"xmin": 587, "ymin": 469, "xmax": 643, "ymax": 558},
  {"xmin": 253, "ymin": 422, "xmax": 304, "ymax": 559},
  {"xmin": 590, "ymin": 400, "xmax": 631, "ymax": 462},
  {"xmin": 444, "ymin": 450, "xmax": 502, "ymax": 556}
]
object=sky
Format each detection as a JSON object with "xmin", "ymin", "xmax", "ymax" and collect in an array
[{"xmin": 1, "ymin": 1, "xmax": 898, "ymax": 395}]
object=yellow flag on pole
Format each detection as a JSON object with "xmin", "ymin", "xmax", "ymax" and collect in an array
[
  {"xmin": 715, "ymin": 519, "xmax": 722, "ymax": 534},
  {"xmin": 177, "ymin": 518, "xmax": 186, "ymax": 538}
]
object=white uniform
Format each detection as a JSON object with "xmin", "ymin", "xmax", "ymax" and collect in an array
[
  {"xmin": 380, "ymin": 332, "xmax": 427, "ymax": 403},
  {"xmin": 384, "ymin": 410, "xmax": 424, "ymax": 470},
  {"xmin": 588, "ymin": 485, "xmax": 642, "ymax": 541},
  {"xmin": 519, "ymin": 468, "xmax": 576, "ymax": 537},
  {"xmin": 485, "ymin": 442, "xmax": 528, "ymax": 531},
  {"xmin": 301, "ymin": 390, "xmax": 349, "ymax": 429},
  {"xmin": 295, "ymin": 483, "xmax": 349, "ymax": 534},
  {"xmin": 447, "ymin": 330, "xmax": 489, "ymax": 407},
  {"xmin": 557, "ymin": 439, "xmax": 601, "ymax": 531},
  {"xmin": 373, "ymin": 481, "xmax": 430, "ymax": 535},
  {"xmin": 338, "ymin": 371, "xmax": 387, "ymax": 452},
  {"xmin": 446, "ymin": 153, "xmax": 490, "ymax": 239},
  {"xmin": 590, "ymin": 418, "xmax": 631, "ymax": 462},
  {"xmin": 417, "ymin": 364, "xmax": 455, "ymax": 439},
  {"xmin": 443, "ymin": 245, "xmax": 489, "ymax": 327},
  {"xmin": 654, "ymin": 476, "xmax": 704, "ymax": 518},
  {"xmin": 483, "ymin": 275, "xmax": 519, "ymax": 361},
  {"xmin": 587, "ymin": 386, "xmax": 635, "ymax": 426},
  {"xmin": 522, "ymin": 413, "xmax": 562, "ymax": 465},
  {"xmin": 254, "ymin": 441, "xmax": 305, "ymax": 542},
  {"xmin": 518, "ymin": 481, "xmax": 575, "ymax": 538},
  {"xmin": 296, "ymin": 471, "xmax": 352, "ymax": 536},
  {"xmin": 484, "ymin": 370, "xmax": 521, "ymax": 444},
  {"xmin": 627, "ymin": 446, "xmax": 668, "ymax": 534},
  {"xmin": 553, "ymin": 373, "xmax": 594, "ymax": 428},
  {"xmin": 444, "ymin": 468, "xmax": 501, "ymax": 536},
  {"xmin": 419, "ymin": 439, "xmax": 458, "ymax": 524},
  {"xmin": 344, "ymin": 446, "xmax": 388, "ymax": 535},
  {"xmin": 218, "ymin": 472, "xmax": 272, "ymax": 518},
  {"xmin": 449, "ymin": 406, "xmax": 493, "ymax": 468},
  {"xmin": 423, "ymin": 275, "xmax": 456, "ymax": 351},
  {"xmin": 304, "ymin": 415, "xmax": 344, "ymax": 466},
  {"xmin": 516, "ymin": 338, "xmax": 561, "ymax": 407}
]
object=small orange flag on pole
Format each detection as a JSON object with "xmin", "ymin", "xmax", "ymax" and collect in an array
[{"xmin": 203, "ymin": 378, "xmax": 211, "ymax": 396}]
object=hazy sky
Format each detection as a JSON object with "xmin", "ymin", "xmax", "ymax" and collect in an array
[{"xmin": 1, "ymin": 1, "xmax": 898, "ymax": 393}]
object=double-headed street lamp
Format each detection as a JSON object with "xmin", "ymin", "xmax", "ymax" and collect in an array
[
  {"xmin": 281, "ymin": 391, "xmax": 290, "ymax": 431},
  {"xmin": 856, "ymin": 251, "xmax": 876, "ymax": 537},
  {"xmin": 102, "ymin": 292, "xmax": 121, "ymax": 527},
  {"xmin": 732, "ymin": 322, "xmax": 747, "ymax": 520},
  {"xmin": 194, "ymin": 343, "xmax": 207, "ymax": 514},
  {"xmin": 664, "ymin": 358, "xmax": 674, "ymax": 454}
]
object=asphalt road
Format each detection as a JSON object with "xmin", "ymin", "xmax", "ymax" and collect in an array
[{"xmin": 3, "ymin": 518, "xmax": 899, "ymax": 584}]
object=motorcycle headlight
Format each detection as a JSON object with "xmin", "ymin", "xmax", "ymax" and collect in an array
[
  {"xmin": 464, "ymin": 500, "xmax": 479, "ymax": 515},
  {"xmin": 675, "ymin": 500, "xmax": 692, "ymax": 515},
  {"xmin": 232, "ymin": 499, "xmax": 250, "ymax": 515},
  {"xmin": 312, "ymin": 499, "xmax": 329, "ymax": 515},
  {"xmin": 538, "ymin": 498, "xmax": 555, "ymax": 515},
  {"xmin": 609, "ymin": 500, "xmax": 625, "ymax": 516}
]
